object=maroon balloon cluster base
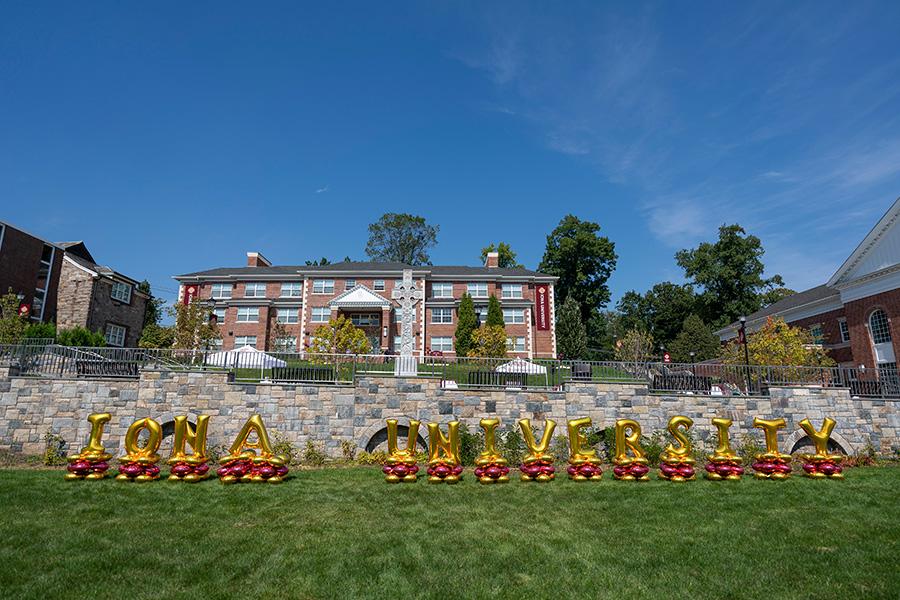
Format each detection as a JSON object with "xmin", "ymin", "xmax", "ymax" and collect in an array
[
  {"xmin": 802, "ymin": 459, "xmax": 844, "ymax": 479},
  {"xmin": 427, "ymin": 461, "xmax": 463, "ymax": 483},
  {"xmin": 168, "ymin": 461, "xmax": 210, "ymax": 482},
  {"xmin": 217, "ymin": 458, "xmax": 288, "ymax": 484},
  {"xmin": 117, "ymin": 461, "xmax": 161, "ymax": 482},
  {"xmin": 704, "ymin": 459, "xmax": 744, "ymax": 480},
  {"xmin": 752, "ymin": 457, "xmax": 792, "ymax": 479},
  {"xmin": 382, "ymin": 461, "xmax": 419, "ymax": 483},
  {"xmin": 65, "ymin": 458, "xmax": 110, "ymax": 480},
  {"xmin": 520, "ymin": 460, "xmax": 555, "ymax": 482},
  {"xmin": 659, "ymin": 461, "xmax": 695, "ymax": 482},
  {"xmin": 566, "ymin": 462, "xmax": 602, "ymax": 481},
  {"xmin": 612, "ymin": 462, "xmax": 651, "ymax": 481},
  {"xmin": 475, "ymin": 462, "xmax": 510, "ymax": 484}
]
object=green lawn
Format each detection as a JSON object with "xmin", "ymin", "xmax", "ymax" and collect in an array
[{"xmin": 0, "ymin": 467, "xmax": 897, "ymax": 599}]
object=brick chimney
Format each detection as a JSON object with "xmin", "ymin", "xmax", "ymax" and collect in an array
[
  {"xmin": 246, "ymin": 252, "xmax": 272, "ymax": 267},
  {"xmin": 485, "ymin": 251, "xmax": 499, "ymax": 268}
]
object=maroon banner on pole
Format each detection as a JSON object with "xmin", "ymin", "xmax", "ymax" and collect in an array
[
  {"xmin": 535, "ymin": 285, "xmax": 551, "ymax": 331},
  {"xmin": 182, "ymin": 285, "xmax": 199, "ymax": 306}
]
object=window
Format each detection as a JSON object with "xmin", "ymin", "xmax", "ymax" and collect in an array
[
  {"xmin": 109, "ymin": 281, "xmax": 132, "ymax": 303},
  {"xmin": 432, "ymin": 282, "xmax": 453, "ymax": 298},
  {"xmin": 506, "ymin": 336, "xmax": 526, "ymax": 352},
  {"xmin": 236, "ymin": 307, "xmax": 259, "ymax": 322},
  {"xmin": 501, "ymin": 284, "xmax": 523, "ymax": 299},
  {"xmin": 311, "ymin": 307, "xmax": 331, "ymax": 322},
  {"xmin": 105, "ymin": 323, "xmax": 126, "ymax": 347},
  {"xmin": 467, "ymin": 282, "xmax": 488, "ymax": 298},
  {"xmin": 244, "ymin": 282, "xmax": 266, "ymax": 298},
  {"xmin": 276, "ymin": 308, "xmax": 299, "ymax": 324},
  {"xmin": 213, "ymin": 308, "xmax": 227, "ymax": 324},
  {"xmin": 274, "ymin": 336, "xmax": 297, "ymax": 351},
  {"xmin": 393, "ymin": 336, "xmax": 402, "ymax": 349},
  {"xmin": 503, "ymin": 308, "xmax": 525, "ymax": 324},
  {"xmin": 281, "ymin": 282, "xmax": 302, "ymax": 297},
  {"xmin": 839, "ymin": 319, "xmax": 850, "ymax": 343},
  {"xmin": 432, "ymin": 308, "xmax": 453, "ymax": 324},
  {"xmin": 345, "ymin": 279, "xmax": 356, "ymax": 289},
  {"xmin": 474, "ymin": 306, "xmax": 488, "ymax": 323},
  {"xmin": 430, "ymin": 336, "xmax": 453, "ymax": 352},
  {"xmin": 350, "ymin": 313, "xmax": 380, "ymax": 326},
  {"xmin": 809, "ymin": 324, "xmax": 825, "ymax": 345},
  {"xmin": 208, "ymin": 338, "xmax": 223, "ymax": 350},
  {"xmin": 373, "ymin": 279, "xmax": 385, "ymax": 291},
  {"xmin": 211, "ymin": 283, "xmax": 232, "ymax": 299},
  {"xmin": 869, "ymin": 309, "xmax": 892, "ymax": 344},
  {"xmin": 33, "ymin": 244, "xmax": 54, "ymax": 319},
  {"xmin": 312, "ymin": 279, "xmax": 334, "ymax": 294},
  {"xmin": 234, "ymin": 336, "xmax": 257, "ymax": 348}
]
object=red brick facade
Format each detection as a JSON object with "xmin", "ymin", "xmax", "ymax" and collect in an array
[{"xmin": 0, "ymin": 222, "xmax": 63, "ymax": 323}]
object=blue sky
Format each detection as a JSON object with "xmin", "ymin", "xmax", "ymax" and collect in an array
[{"xmin": 2, "ymin": 2, "xmax": 900, "ymax": 308}]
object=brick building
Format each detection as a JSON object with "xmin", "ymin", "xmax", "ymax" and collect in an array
[
  {"xmin": 174, "ymin": 252, "xmax": 558, "ymax": 358},
  {"xmin": 718, "ymin": 197, "xmax": 900, "ymax": 377},
  {"xmin": 0, "ymin": 221, "xmax": 64, "ymax": 323},
  {"xmin": 55, "ymin": 242, "xmax": 149, "ymax": 347}
]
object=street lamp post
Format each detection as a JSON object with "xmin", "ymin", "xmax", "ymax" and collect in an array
[{"xmin": 739, "ymin": 316, "xmax": 751, "ymax": 394}]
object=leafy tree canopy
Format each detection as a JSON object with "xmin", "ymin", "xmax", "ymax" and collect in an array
[
  {"xmin": 721, "ymin": 316, "xmax": 834, "ymax": 368},
  {"xmin": 614, "ymin": 328, "xmax": 655, "ymax": 363},
  {"xmin": 57, "ymin": 326, "xmax": 106, "ymax": 347},
  {"xmin": 675, "ymin": 224, "xmax": 783, "ymax": 327},
  {"xmin": 171, "ymin": 299, "xmax": 221, "ymax": 350},
  {"xmin": 306, "ymin": 257, "xmax": 331, "ymax": 266},
  {"xmin": 616, "ymin": 282, "xmax": 697, "ymax": 348},
  {"xmin": 468, "ymin": 325, "xmax": 508, "ymax": 358},
  {"xmin": 454, "ymin": 293, "xmax": 477, "ymax": 357},
  {"xmin": 138, "ymin": 280, "xmax": 164, "ymax": 328},
  {"xmin": 480, "ymin": 242, "xmax": 523, "ymax": 268},
  {"xmin": 538, "ymin": 215, "xmax": 617, "ymax": 320},
  {"xmin": 308, "ymin": 316, "xmax": 371, "ymax": 356},
  {"xmin": 365, "ymin": 213, "xmax": 438, "ymax": 266},
  {"xmin": 139, "ymin": 324, "xmax": 175, "ymax": 349},
  {"xmin": 669, "ymin": 314, "xmax": 720, "ymax": 363},
  {"xmin": 761, "ymin": 287, "xmax": 797, "ymax": 308},
  {"xmin": 556, "ymin": 295, "xmax": 588, "ymax": 360},
  {"xmin": 0, "ymin": 289, "xmax": 28, "ymax": 344},
  {"xmin": 486, "ymin": 295, "xmax": 504, "ymax": 328}
]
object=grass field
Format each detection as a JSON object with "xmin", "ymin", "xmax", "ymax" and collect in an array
[{"xmin": 0, "ymin": 467, "xmax": 897, "ymax": 599}]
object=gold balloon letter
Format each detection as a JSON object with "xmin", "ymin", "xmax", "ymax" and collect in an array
[
  {"xmin": 65, "ymin": 413, "xmax": 112, "ymax": 481},
  {"xmin": 798, "ymin": 417, "xmax": 844, "ymax": 479},
  {"xmin": 426, "ymin": 421, "xmax": 463, "ymax": 484},
  {"xmin": 705, "ymin": 418, "xmax": 744, "ymax": 480},
  {"xmin": 566, "ymin": 417, "xmax": 602, "ymax": 481},
  {"xmin": 751, "ymin": 417, "xmax": 791, "ymax": 480},
  {"xmin": 383, "ymin": 418, "xmax": 421, "ymax": 483},
  {"xmin": 217, "ymin": 415, "xmax": 289, "ymax": 484},
  {"xmin": 612, "ymin": 419, "xmax": 650, "ymax": 481},
  {"xmin": 117, "ymin": 418, "xmax": 162, "ymax": 482},
  {"xmin": 475, "ymin": 418, "xmax": 509, "ymax": 484},
  {"xmin": 167, "ymin": 415, "xmax": 211, "ymax": 482},
  {"xmin": 658, "ymin": 416, "xmax": 696, "ymax": 482},
  {"xmin": 518, "ymin": 418, "xmax": 556, "ymax": 482}
]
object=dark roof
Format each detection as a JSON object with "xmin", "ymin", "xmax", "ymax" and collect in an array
[
  {"xmin": 57, "ymin": 241, "xmax": 96, "ymax": 263},
  {"xmin": 175, "ymin": 261, "xmax": 554, "ymax": 279},
  {"xmin": 65, "ymin": 252, "xmax": 142, "ymax": 287},
  {"xmin": 718, "ymin": 284, "xmax": 839, "ymax": 332}
]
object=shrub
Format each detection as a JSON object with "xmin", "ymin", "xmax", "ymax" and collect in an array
[
  {"xmin": 303, "ymin": 441, "xmax": 327, "ymax": 467},
  {"xmin": 340, "ymin": 440, "xmax": 357, "ymax": 462},
  {"xmin": 641, "ymin": 431, "xmax": 666, "ymax": 467},
  {"xmin": 356, "ymin": 451, "xmax": 387, "ymax": 465},
  {"xmin": 845, "ymin": 442, "xmax": 878, "ymax": 468},
  {"xmin": 42, "ymin": 429, "xmax": 67, "ymax": 466},
  {"xmin": 551, "ymin": 436, "xmax": 570, "ymax": 464},
  {"xmin": 24, "ymin": 322, "xmax": 56, "ymax": 340},
  {"xmin": 737, "ymin": 433, "xmax": 763, "ymax": 465},
  {"xmin": 500, "ymin": 425, "xmax": 526, "ymax": 466},
  {"xmin": 271, "ymin": 431, "xmax": 300, "ymax": 465},
  {"xmin": 467, "ymin": 325, "xmax": 508, "ymax": 358},
  {"xmin": 208, "ymin": 444, "xmax": 230, "ymax": 463},
  {"xmin": 458, "ymin": 424, "xmax": 483, "ymax": 466},
  {"xmin": 57, "ymin": 326, "xmax": 107, "ymax": 347}
]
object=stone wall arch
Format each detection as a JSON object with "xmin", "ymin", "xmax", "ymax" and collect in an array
[
  {"xmin": 358, "ymin": 418, "xmax": 427, "ymax": 453},
  {"xmin": 784, "ymin": 428, "xmax": 854, "ymax": 455}
]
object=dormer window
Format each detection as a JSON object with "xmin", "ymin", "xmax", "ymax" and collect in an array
[{"xmin": 111, "ymin": 281, "xmax": 132, "ymax": 303}]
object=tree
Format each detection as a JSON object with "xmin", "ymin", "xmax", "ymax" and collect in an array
[
  {"xmin": 616, "ymin": 282, "xmax": 697, "ymax": 348},
  {"xmin": 0, "ymin": 289, "xmax": 28, "ymax": 344},
  {"xmin": 467, "ymin": 325, "xmax": 508, "ymax": 358},
  {"xmin": 761, "ymin": 287, "xmax": 797, "ymax": 308},
  {"xmin": 57, "ymin": 327, "xmax": 107, "ymax": 347},
  {"xmin": 721, "ymin": 316, "xmax": 835, "ymax": 368},
  {"xmin": 365, "ymin": 213, "xmax": 439, "ymax": 265},
  {"xmin": 486, "ymin": 295, "xmax": 504, "ymax": 328},
  {"xmin": 538, "ymin": 215, "xmax": 617, "ymax": 321},
  {"xmin": 556, "ymin": 296, "xmax": 588, "ymax": 360},
  {"xmin": 454, "ymin": 293, "xmax": 477, "ymax": 357},
  {"xmin": 269, "ymin": 318, "xmax": 289, "ymax": 352},
  {"xmin": 614, "ymin": 328, "xmax": 655, "ymax": 363},
  {"xmin": 139, "ymin": 324, "xmax": 175, "ymax": 349},
  {"xmin": 23, "ymin": 322, "xmax": 56, "ymax": 340},
  {"xmin": 308, "ymin": 316, "xmax": 371, "ymax": 355},
  {"xmin": 669, "ymin": 315, "xmax": 720, "ymax": 363},
  {"xmin": 675, "ymin": 224, "xmax": 784, "ymax": 327},
  {"xmin": 480, "ymin": 242, "xmax": 523, "ymax": 268},
  {"xmin": 171, "ymin": 299, "xmax": 220, "ymax": 350},
  {"xmin": 138, "ymin": 280, "xmax": 163, "ymax": 329},
  {"xmin": 306, "ymin": 258, "xmax": 331, "ymax": 266}
]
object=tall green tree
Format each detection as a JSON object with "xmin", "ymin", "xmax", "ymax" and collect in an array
[
  {"xmin": 616, "ymin": 282, "xmax": 697, "ymax": 347},
  {"xmin": 138, "ymin": 280, "xmax": 164, "ymax": 329},
  {"xmin": 454, "ymin": 293, "xmax": 477, "ymax": 357},
  {"xmin": 761, "ymin": 286, "xmax": 797, "ymax": 308},
  {"xmin": 486, "ymin": 295, "xmax": 504, "ymax": 328},
  {"xmin": 171, "ymin": 299, "xmax": 221, "ymax": 350},
  {"xmin": 305, "ymin": 257, "xmax": 332, "ymax": 266},
  {"xmin": 538, "ymin": 215, "xmax": 617, "ymax": 321},
  {"xmin": 0, "ymin": 289, "xmax": 28, "ymax": 344},
  {"xmin": 480, "ymin": 242, "xmax": 523, "ymax": 268},
  {"xmin": 675, "ymin": 224, "xmax": 783, "ymax": 327},
  {"xmin": 669, "ymin": 314, "xmax": 720, "ymax": 363},
  {"xmin": 556, "ymin": 296, "xmax": 588, "ymax": 360},
  {"xmin": 365, "ymin": 213, "xmax": 439, "ymax": 266}
]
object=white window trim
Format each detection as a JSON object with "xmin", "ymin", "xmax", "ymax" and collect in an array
[
  {"xmin": 105, "ymin": 323, "xmax": 126, "ymax": 347},
  {"xmin": 280, "ymin": 282, "xmax": 303, "ymax": 298},
  {"xmin": 276, "ymin": 308, "xmax": 300, "ymax": 324},
  {"xmin": 501, "ymin": 284, "xmax": 523, "ymax": 299},
  {"xmin": 311, "ymin": 307, "xmax": 331, "ymax": 323},
  {"xmin": 373, "ymin": 279, "xmax": 385, "ymax": 291},
  {"xmin": 433, "ymin": 283, "xmax": 454, "ymax": 298},
  {"xmin": 838, "ymin": 318, "xmax": 850, "ymax": 343},
  {"xmin": 236, "ymin": 307, "xmax": 260, "ymax": 323},
  {"xmin": 211, "ymin": 283, "xmax": 233, "ymax": 299},
  {"xmin": 431, "ymin": 308, "xmax": 453, "ymax": 324},
  {"xmin": 244, "ymin": 282, "xmax": 267, "ymax": 298},
  {"xmin": 503, "ymin": 308, "xmax": 525, "ymax": 324},
  {"xmin": 430, "ymin": 336, "xmax": 453, "ymax": 352},
  {"xmin": 111, "ymin": 280, "xmax": 132, "ymax": 303},
  {"xmin": 312, "ymin": 279, "xmax": 335, "ymax": 294},
  {"xmin": 234, "ymin": 336, "xmax": 257, "ymax": 348},
  {"xmin": 467, "ymin": 283, "xmax": 488, "ymax": 298}
]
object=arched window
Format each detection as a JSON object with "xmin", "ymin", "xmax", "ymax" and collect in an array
[{"xmin": 869, "ymin": 309, "xmax": 892, "ymax": 344}]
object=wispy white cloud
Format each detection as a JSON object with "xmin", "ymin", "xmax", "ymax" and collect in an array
[{"xmin": 315, "ymin": 185, "xmax": 329, "ymax": 194}]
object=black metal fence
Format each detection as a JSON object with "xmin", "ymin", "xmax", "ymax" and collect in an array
[{"xmin": 1, "ymin": 344, "xmax": 898, "ymax": 398}]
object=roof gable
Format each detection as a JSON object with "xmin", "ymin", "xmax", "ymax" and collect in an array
[
  {"xmin": 828, "ymin": 197, "xmax": 900, "ymax": 286},
  {"xmin": 328, "ymin": 285, "xmax": 391, "ymax": 308}
]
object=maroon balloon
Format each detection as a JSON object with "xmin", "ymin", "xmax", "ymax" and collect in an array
[
  {"xmin": 631, "ymin": 464, "xmax": 649, "ymax": 477},
  {"xmin": 258, "ymin": 465, "xmax": 275, "ymax": 478},
  {"xmin": 820, "ymin": 463, "xmax": 837, "ymax": 476},
  {"xmin": 216, "ymin": 465, "xmax": 230, "ymax": 477},
  {"xmin": 172, "ymin": 463, "xmax": 192, "ymax": 476},
  {"xmin": 452, "ymin": 464, "xmax": 464, "ymax": 475},
  {"xmin": 434, "ymin": 464, "xmax": 450, "ymax": 478},
  {"xmin": 194, "ymin": 463, "xmax": 209, "ymax": 475},
  {"xmin": 613, "ymin": 466, "xmax": 627, "ymax": 477},
  {"xmin": 275, "ymin": 465, "xmax": 289, "ymax": 477},
  {"xmin": 776, "ymin": 462, "xmax": 792, "ymax": 474},
  {"xmin": 474, "ymin": 467, "xmax": 485, "ymax": 478},
  {"xmin": 486, "ymin": 465, "xmax": 501, "ymax": 478},
  {"xmin": 394, "ymin": 465, "xmax": 409, "ymax": 477},
  {"xmin": 802, "ymin": 463, "xmax": 816, "ymax": 474},
  {"xmin": 144, "ymin": 464, "xmax": 160, "ymax": 477},
  {"xmin": 705, "ymin": 463, "xmax": 716, "ymax": 473},
  {"xmin": 382, "ymin": 465, "xmax": 393, "ymax": 474},
  {"xmin": 678, "ymin": 465, "xmax": 694, "ymax": 478},
  {"xmin": 541, "ymin": 464, "xmax": 555, "ymax": 475},
  {"xmin": 566, "ymin": 465, "xmax": 577, "ymax": 476},
  {"xmin": 409, "ymin": 464, "xmax": 419, "ymax": 474}
]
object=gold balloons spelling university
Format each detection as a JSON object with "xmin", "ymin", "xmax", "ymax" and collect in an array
[
  {"xmin": 65, "ymin": 413, "xmax": 112, "ymax": 480},
  {"xmin": 704, "ymin": 418, "xmax": 745, "ymax": 481},
  {"xmin": 798, "ymin": 418, "xmax": 845, "ymax": 479},
  {"xmin": 751, "ymin": 418, "xmax": 792, "ymax": 479},
  {"xmin": 426, "ymin": 421, "xmax": 464, "ymax": 483},
  {"xmin": 565, "ymin": 417, "xmax": 602, "ymax": 481},
  {"xmin": 612, "ymin": 419, "xmax": 650, "ymax": 481},
  {"xmin": 383, "ymin": 418, "xmax": 420, "ymax": 483},
  {"xmin": 475, "ymin": 419, "xmax": 511, "ymax": 484},
  {"xmin": 518, "ymin": 418, "xmax": 556, "ymax": 482},
  {"xmin": 658, "ymin": 416, "xmax": 696, "ymax": 482},
  {"xmin": 167, "ymin": 415, "xmax": 211, "ymax": 482},
  {"xmin": 217, "ymin": 415, "xmax": 289, "ymax": 484},
  {"xmin": 116, "ymin": 417, "xmax": 162, "ymax": 482}
]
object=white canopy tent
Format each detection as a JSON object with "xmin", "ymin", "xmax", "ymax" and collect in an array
[
  {"xmin": 495, "ymin": 358, "xmax": 547, "ymax": 374},
  {"xmin": 205, "ymin": 346, "xmax": 288, "ymax": 369}
]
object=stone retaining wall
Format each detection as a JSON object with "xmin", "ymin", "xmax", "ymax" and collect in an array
[{"xmin": 1, "ymin": 367, "xmax": 897, "ymax": 456}]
